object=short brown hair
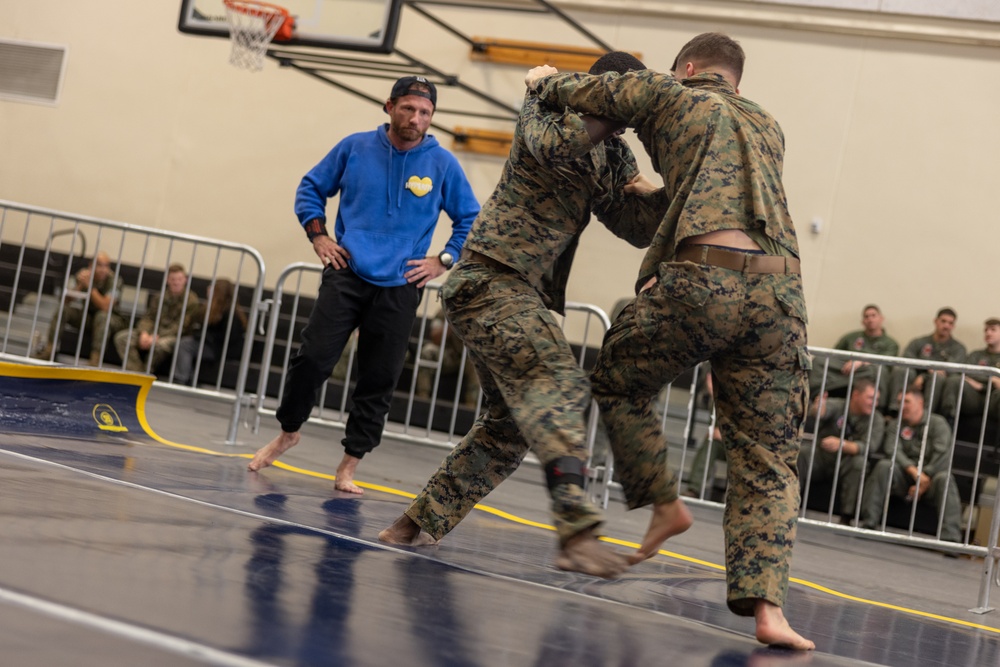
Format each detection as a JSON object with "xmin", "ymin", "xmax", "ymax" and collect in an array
[
  {"xmin": 986, "ymin": 318, "xmax": 1000, "ymax": 328},
  {"xmin": 167, "ymin": 263, "xmax": 186, "ymax": 275},
  {"xmin": 674, "ymin": 32, "xmax": 745, "ymax": 85},
  {"xmin": 850, "ymin": 377, "xmax": 876, "ymax": 395}
]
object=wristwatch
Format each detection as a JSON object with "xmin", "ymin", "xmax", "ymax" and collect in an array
[{"xmin": 438, "ymin": 250, "xmax": 454, "ymax": 269}]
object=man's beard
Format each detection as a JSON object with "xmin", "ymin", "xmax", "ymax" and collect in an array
[{"xmin": 392, "ymin": 120, "xmax": 425, "ymax": 142}]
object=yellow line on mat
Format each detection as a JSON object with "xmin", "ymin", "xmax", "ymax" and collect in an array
[
  {"xmin": 26, "ymin": 360, "xmax": 988, "ymax": 637},
  {"xmin": 146, "ymin": 431, "xmax": 1000, "ymax": 635}
]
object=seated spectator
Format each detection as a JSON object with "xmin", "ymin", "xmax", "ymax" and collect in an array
[
  {"xmin": 114, "ymin": 263, "xmax": 199, "ymax": 374},
  {"xmin": 799, "ymin": 377, "xmax": 884, "ymax": 522},
  {"xmin": 888, "ymin": 307, "xmax": 966, "ymax": 414},
  {"xmin": 809, "ymin": 304, "xmax": 898, "ymax": 408},
  {"xmin": 415, "ymin": 308, "xmax": 479, "ymax": 406},
  {"xmin": 861, "ymin": 385, "xmax": 962, "ymax": 541},
  {"xmin": 33, "ymin": 251, "xmax": 125, "ymax": 364},
  {"xmin": 940, "ymin": 317, "xmax": 1000, "ymax": 435},
  {"xmin": 172, "ymin": 279, "xmax": 248, "ymax": 386}
]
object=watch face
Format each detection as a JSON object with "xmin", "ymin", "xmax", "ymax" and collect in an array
[{"xmin": 440, "ymin": 252, "xmax": 454, "ymax": 267}]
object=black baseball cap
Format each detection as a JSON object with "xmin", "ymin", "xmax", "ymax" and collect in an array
[{"xmin": 383, "ymin": 76, "xmax": 437, "ymax": 112}]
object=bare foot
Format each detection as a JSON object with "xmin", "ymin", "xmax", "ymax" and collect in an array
[
  {"xmin": 755, "ymin": 600, "xmax": 815, "ymax": 650},
  {"xmin": 247, "ymin": 431, "xmax": 300, "ymax": 471},
  {"xmin": 334, "ymin": 454, "xmax": 364, "ymax": 494},
  {"xmin": 378, "ymin": 514, "xmax": 439, "ymax": 546},
  {"xmin": 555, "ymin": 526, "xmax": 628, "ymax": 579},
  {"xmin": 627, "ymin": 498, "xmax": 694, "ymax": 564}
]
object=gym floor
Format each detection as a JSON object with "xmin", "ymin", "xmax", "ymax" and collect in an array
[{"xmin": 1, "ymin": 363, "xmax": 998, "ymax": 666}]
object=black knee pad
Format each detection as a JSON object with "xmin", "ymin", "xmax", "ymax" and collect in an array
[{"xmin": 544, "ymin": 456, "xmax": 586, "ymax": 491}]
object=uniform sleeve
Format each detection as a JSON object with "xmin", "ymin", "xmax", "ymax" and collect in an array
[
  {"xmin": 864, "ymin": 412, "xmax": 885, "ymax": 456},
  {"xmin": 294, "ymin": 140, "xmax": 351, "ymax": 228},
  {"xmin": 520, "ymin": 93, "xmax": 595, "ymax": 166},
  {"xmin": 535, "ymin": 70, "xmax": 667, "ymax": 127},
  {"xmin": 592, "ymin": 139, "xmax": 667, "ymax": 248},
  {"xmin": 902, "ymin": 338, "xmax": 921, "ymax": 359},
  {"xmin": 922, "ymin": 415, "xmax": 953, "ymax": 476}
]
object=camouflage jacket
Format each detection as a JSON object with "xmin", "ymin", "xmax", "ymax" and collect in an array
[
  {"xmin": 138, "ymin": 290, "xmax": 199, "ymax": 338},
  {"xmin": 73, "ymin": 270, "xmax": 124, "ymax": 316},
  {"xmin": 879, "ymin": 411, "xmax": 951, "ymax": 477},
  {"xmin": 901, "ymin": 334, "xmax": 967, "ymax": 365},
  {"xmin": 834, "ymin": 330, "xmax": 899, "ymax": 357},
  {"xmin": 535, "ymin": 70, "xmax": 799, "ymax": 289},
  {"xmin": 465, "ymin": 92, "xmax": 667, "ymax": 313}
]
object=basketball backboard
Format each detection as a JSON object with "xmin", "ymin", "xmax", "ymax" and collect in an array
[{"xmin": 178, "ymin": 0, "xmax": 403, "ymax": 53}]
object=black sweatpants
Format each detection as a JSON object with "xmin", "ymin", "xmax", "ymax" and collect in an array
[{"xmin": 276, "ymin": 266, "xmax": 420, "ymax": 458}]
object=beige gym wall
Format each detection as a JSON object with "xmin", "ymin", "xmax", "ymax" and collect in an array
[{"xmin": 2, "ymin": 1, "xmax": 999, "ymax": 349}]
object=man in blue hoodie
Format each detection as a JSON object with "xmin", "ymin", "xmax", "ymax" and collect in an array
[{"xmin": 248, "ymin": 76, "xmax": 480, "ymax": 492}]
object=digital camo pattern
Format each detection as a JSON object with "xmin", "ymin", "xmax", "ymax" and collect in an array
[
  {"xmin": 464, "ymin": 92, "xmax": 666, "ymax": 314},
  {"xmin": 405, "ymin": 262, "xmax": 603, "ymax": 543},
  {"xmin": 404, "ymin": 88, "xmax": 669, "ymax": 544},
  {"xmin": 535, "ymin": 70, "xmax": 800, "ymax": 286},
  {"xmin": 591, "ymin": 264, "xmax": 809, "ymax": 614}
]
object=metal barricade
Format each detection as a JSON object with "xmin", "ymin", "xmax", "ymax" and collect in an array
[
  {"xmin": 590, "ymin": 345, "xmax": 1000, "ymax": 612},
  {"xmin": 804, "ymin": 347, "xmax": 1000, "ymax": 612},
  {"xmin": 246, "ymin": 262, "xmax": 617, "ymax": 465},
  {"xmin": 0, "ymin": 199, "xmax": 265, "ymax": 442}
]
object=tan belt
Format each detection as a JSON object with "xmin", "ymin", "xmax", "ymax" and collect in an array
[
  {"xmin": 675, "ymin": 244, "xmax": 800, "ymax": 275},
  {"xmin": 460, "ymin": 248, "xmax": 510, "ymax": 272}
]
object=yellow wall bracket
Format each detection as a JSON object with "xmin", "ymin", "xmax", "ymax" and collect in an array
[
  {"xmin": 452, "ymin": 127, "xmax": 514, "ymax": 158},
  {"xmin": 470, "ymin": 37, "xmax": 641, "ymax": 72}
]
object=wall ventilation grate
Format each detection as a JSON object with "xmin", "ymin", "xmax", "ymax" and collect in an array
[{"xmin": 0, "ymin": 40, "xmax": 67, "ymax": 105}]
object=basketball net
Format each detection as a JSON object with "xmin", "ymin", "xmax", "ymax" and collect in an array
[{"xmin": 223, "ymin": 0, "xmax": 293, "ymax": 72}]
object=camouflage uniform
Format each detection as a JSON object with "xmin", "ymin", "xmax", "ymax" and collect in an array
[
  {"xmin": 115, "ymin": 288, "xmax": 199, "ymax": 373},
  {"xmin": 799, "ymin": 397, "xmax": 885, "ymax": 518},
  {"xmin": 888, "ymin": 334, "xmax": 967, "ymax": 412},
  {"xmin": 43, "ymin": 270, "xmax": 125, "ymax": 359},
  {"xmin": 536, "ymin": 70, "xmax": 810, "ymax": 614},
  {"xmin": 404, "ymin": 92, "xmax": 666, "ymax": 544},
  {"xmin": 862, "ymin": 410, "xmax": 962, "ymax": 541}
]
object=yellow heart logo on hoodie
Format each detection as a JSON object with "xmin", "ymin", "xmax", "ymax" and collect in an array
[{"xmin": 406, "ymin": 176, "xmax": 433, "ymax": 197}]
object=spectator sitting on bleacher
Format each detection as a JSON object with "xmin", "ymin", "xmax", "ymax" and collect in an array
[
  {"xmin": 114, "ymin": 263, "xmax": 199, "ymax": 374},
  {"xmin": 861, "ymin": 385, "xmax": 962, "ymax": 541},
  {"xmin": 33, "ymin": 251, "xmax": 125, "ymax": 365},
  {"xmin": 809, "ymin": 304, "xmax": 897, "ymax": 408},
  {"xmin": 799, "ymin": 377, "xmax": 885, "ymax": 522},
  {"xmin": 172, "ymin": 278, "xmax": 247, "ymax": 386},
  {"xmin": 940, "ymin": 317, "xmax": 1000, "ymax": 437},
  {"xmin": 888, "ymin": 307, "xmax": 966, "ymax": 415}
]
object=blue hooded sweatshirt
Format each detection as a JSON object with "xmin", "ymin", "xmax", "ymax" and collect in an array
[{"xmin": 295, "ymin": 125, "xmax": 480, "ymax": 287}]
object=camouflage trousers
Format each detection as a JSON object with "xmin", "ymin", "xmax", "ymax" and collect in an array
[
  {"xmin": 591, "ymin": 259, "xmax": 810, "ymax": 615},
  {"xmin": 405, "ymin": 261, "xmax": 603, "ymax": 545}
]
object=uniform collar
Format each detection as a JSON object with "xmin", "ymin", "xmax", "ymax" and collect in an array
[{"xmin": 682, "ymin": 72, "xmax": 736, "ymax": 95}]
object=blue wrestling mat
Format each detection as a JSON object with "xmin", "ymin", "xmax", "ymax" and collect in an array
[
  {"xmin": 0, "ymin": 361, "xmax": 153, "ymax": 439},
  {"xmin": 1, "ymin": 361, "xmax": 999, "ymax": 666}
]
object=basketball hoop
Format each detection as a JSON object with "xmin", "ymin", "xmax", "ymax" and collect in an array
[{"xmin": 223, "ymin": 0, "xmax": 294, "ymax": 72}]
